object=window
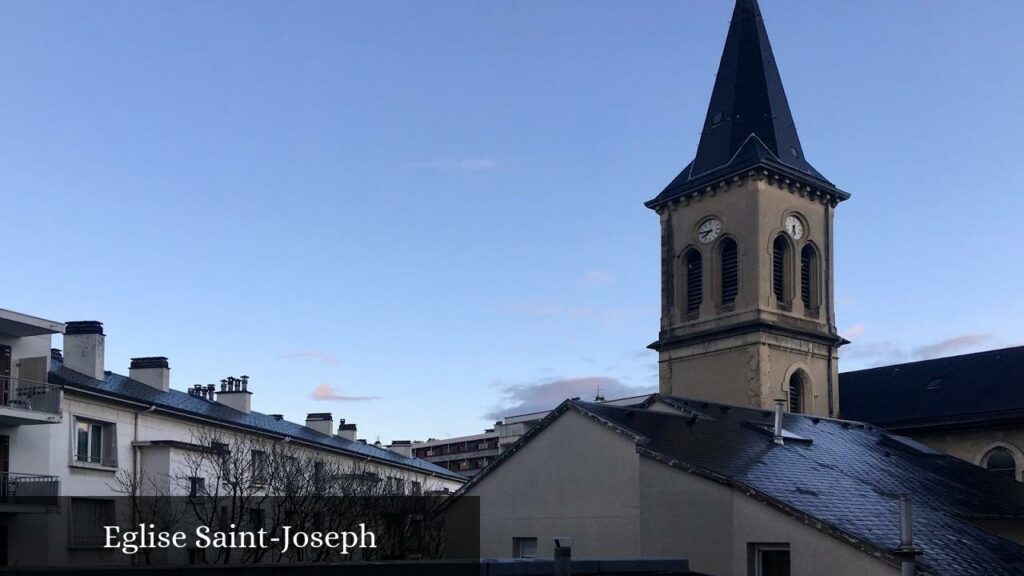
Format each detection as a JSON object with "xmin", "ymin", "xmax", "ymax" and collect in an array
[
  {"xmin": 800, "ymin": 244, "xmax": 819, "ymax": 314},
  {"xmin": 749, "ymin": 543, "xmax": 790, "ymax": 576},
  {"xmin": 984, "ymin": 448, "xmax": 1017, "ymax": 479},
  {"xmin": 251, "ymin": 450, "xmax": 267, "ymax": 484},
  {"xmin": 70, "ymin": 498, "xmax": 115, "ymax": 548},
  {"xmin": 788, "ymin": 373, "xmax": 805, "ymax": 414},
  {"xmin": 249, "ymin": 507, "xmax": 265, "ymax": 530},
  {"xmin": 411, "ymin": 481, "xmax": 422, "ymax": 496},
  {"xmin": 74, "ymin": 418, "xmax": 116, "ymax": 467},
  {"xmin": 313, "ymin": 461, "xmax": 326, "ymax": 491},
  {"xmin": 513, "ymin": 537, "xmax": 538, "ymax": 559},
  {"xmin": 211, "ymin": 442, "xmax": 232, "ymax": 481},
  {"xmin": 684, "ymin": 249, "xmax": 703, "ymax": 316},
  {"xmin": 772, "ymin": 236, "xmax": 790, "ymax": 306},
  {"xmin": 385, "ymin": 476, "xmax": 405, "ymax": 494},
  {"xmin": 189, "ymin": 477, "xmax": 205, "ymax": 497},
  {"xmin": 720, "ymin": 238, "xmax": 739, "ymax": 306}
]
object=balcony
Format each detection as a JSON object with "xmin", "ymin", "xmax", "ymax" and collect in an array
[
  {"xmin": 0, "ymin": 376, "xmax": 62, "ymax": 425},
  {"xmin": 0, "ymin": 472, "xmax": 60, "ymax": 512}
]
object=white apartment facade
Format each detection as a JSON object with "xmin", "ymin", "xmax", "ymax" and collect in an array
[{"xmin": 0, "ymin": 309, "xmax": 465, "ymax": 566}]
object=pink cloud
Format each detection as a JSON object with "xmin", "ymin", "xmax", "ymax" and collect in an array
[{"xmin": 311, "ymin": 383, "xmax": 380, "ymax": 402}]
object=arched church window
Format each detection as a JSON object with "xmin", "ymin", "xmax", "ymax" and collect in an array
[
  {"xmin": 984, "ymin": 448, "xmax": 1017, "ymax": 479},
  {"xmin": 788, "ymin": 372, "xmax": 805, "ymax": 414},
  {"xmin": 801, "ymin": 244, "xmax": 819, "ymax": 314},
  {"xmin": 684, "ymin": 249, "xmax": 703, "ymax": 316},
  {"xmin": 772, "ymin": 235, "xmax": 790, "ymax": 306},
  {"xmin": 720, "ymin": 238, "xmax": 738, "ymax": 306}
]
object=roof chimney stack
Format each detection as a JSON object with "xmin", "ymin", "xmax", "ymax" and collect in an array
[
  {"xmin": 337, "ymin": 419, "xmax": 357, "ymax": 441},
  {"xmin": 387, "ymin": 440, "xmax": 412, "ymax": 458},
  {"xmin": 63, "ymin": 321, "xmax": 105, "ymax": 380},
  {"xmin": 216, "ymin": 375, "xmax": 252, "ymax": 414},
  {"xmin": 129, "ymin": 357, "xmax": 170, "ymax": 392},
  {"xmin": 772, "ymin": 399, "xmax": 785, "ymax": 445},
  {"xmin": 305, "ymin": 412, "xmax": 334, "ymax": 436}
]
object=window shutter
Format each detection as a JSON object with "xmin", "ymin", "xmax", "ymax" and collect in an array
[
  {"xmin": 720, "ymin": 239, "xmax": 738, "ymax": 305},
  {"xmin": 801, "ymin": 245, "xmax": 816, "ymax": 310},
  {"xmin": 773, "ymin": 236, "xmax": 787, "ymax": 302},
  {"xmin": 685, "ymin": 250, "xmax": 703, "ymax": 314},
  {"xmin": 789, "ymin": 373, "xmax": 804, "ymax": 414}
]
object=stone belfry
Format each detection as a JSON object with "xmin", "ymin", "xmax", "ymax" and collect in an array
[{"xmin": 645, "ymin": 0, "xmax": 850, "ymax": 417}]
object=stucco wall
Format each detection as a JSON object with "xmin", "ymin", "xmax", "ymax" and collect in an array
[
  {"xmin": 469, "ymin": 410, "xmax": 897, "ymax": 575},
  {"xmin": 638, "ymin": 458, "xmax": 897, "ymax": 576},
  {"xmin": 469, "ymin": 410, "xmax": 642, "ymax": 559},
  {"xmin": 907, "ymin": 427, "xmax": 1024, "ymax": 482}
]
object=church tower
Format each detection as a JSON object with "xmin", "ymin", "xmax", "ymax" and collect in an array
[{"xmin": 646, "ymin": 0, "xmax": 850, "ymax": 417}]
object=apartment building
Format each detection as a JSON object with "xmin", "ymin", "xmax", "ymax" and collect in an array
[
  {"xmin": 412, "ymin": 396, "xmax": 653, "ymax": 478},
  {"xmin": 411, "ymin": 431, "xmax": 500, "ymax": 478},
  {"xmin": 0, "ymin": 308, "xmax": 465, "ymax": 566}
]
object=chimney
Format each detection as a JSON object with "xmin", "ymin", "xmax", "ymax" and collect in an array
[
  {"xmin": 895, "ymin": 495, "xmax": 922, "ymax": 576},
  {"xmin": 305, "ymin": 412, "xmax": 334, "ymax": 436},
  {"xmin": 337, "ymin": 419, "xmax": 358, "ymax": 441},
  {"xmin": 388, "ymin": 440, "xmax": 412, "ymax": 458},
  {"xmin": 216, "ymin": 375, "xmax": 252, "ymax": 414},
  {"xmin": 129, "ymin": 357, "xmax": 170, "ymax": 392},
  {"xmin": 188, "ymin": 384, "xmax": 216, "ymax": 401},
  {"xmin": 772, "ymin": 399, "xmax": 785, "ymax": 445},
  {"xmin": 63, "ymin": 321, "xmax": 105, "ymax": 380}
]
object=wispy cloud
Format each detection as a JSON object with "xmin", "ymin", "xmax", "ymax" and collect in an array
[
  {"xmin": 409, "ymin": 158, "xmax": 500, "ymax": 172},
  {"xmin": 577, "ymin": 270, "xmax": 615, "ymax": 287},
  {"xmin": 840, "ymin": 323, "xmax": 867, "ymax": 340},
  {"xmin": 484, "ymin": 376, "xmax": 654, "ymax": 420},
  {"xmin": 912, "ymin": 334, "xmax": 990, "ymax": 360},
  {"xmin": 843, "ymin": 332, "xmax": 992, "ymax": 368},
  {"xmin": 310, "ymin": 383, "xmax": 380, "ymax": 402},
  {"xmin": 279, "ymin": 351, "xmax": 338, "ymax": 365}
]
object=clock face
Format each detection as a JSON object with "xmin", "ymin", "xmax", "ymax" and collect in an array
[
  {"xmin": 784, "ymin": 215, "xmax": 804, "ymax": 240},
  {"xmin": 697, "ymin": 219, "xmax": 722, "ymax": 244}
]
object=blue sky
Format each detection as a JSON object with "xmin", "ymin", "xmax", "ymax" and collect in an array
[{"xmin": 2, "ymin": 1, "xmax": 1022, "ymax": 442}]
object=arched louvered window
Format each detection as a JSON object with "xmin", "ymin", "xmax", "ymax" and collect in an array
[
  {"xmin": 788, "ymin": 372, "xmax": 805, "ymax": 414},
  {"xmin": 772, "ymin": 235, "xmax": 789, "ymax": 305},
  {"xmin": 801, "ymin": 244, "xmax": 819, "ymax": 314},
  {"xmin": 684, "ymin": 249, "xmax": 703, "ymax": 316},
  {"xmin": 985, "ymin": 448, "xmax": 1017, "ymax": 479},
  {"xmin": 720, "ymin": 238, "xmax": 738, "ymax": 306}
]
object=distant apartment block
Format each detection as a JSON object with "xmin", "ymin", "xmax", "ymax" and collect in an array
[{"xmin": 410, "ymin": 395, "xmax": 652, "ymax": 477}]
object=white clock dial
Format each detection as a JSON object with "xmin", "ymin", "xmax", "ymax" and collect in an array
[
  {"xmin": 784, "ymin": 216, "xmax": 804, "ymax": 240},
  {"xmin": 697, "ymin": 219, "xmax": 722, "ymax": 244}
]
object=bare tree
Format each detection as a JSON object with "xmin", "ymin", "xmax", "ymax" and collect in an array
[{"xmin": 167, "ymin": 428, "xmax": 454, "ymax": 564}]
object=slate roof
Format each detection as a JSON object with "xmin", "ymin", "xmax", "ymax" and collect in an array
[
  {"xmin": 646, "ymin": 0, "xmax": 847, "ymax": 208},
  {"xmin": 462, "ymin": 394, "xmax": 1024, "ymax": 576},
  {"xmin": 840, "ymin": 346, "xmax": 1024, "ymax": 431},
  {"xmin": 48, "ymin": 358, "xmax": 465, "ymax": 482}
]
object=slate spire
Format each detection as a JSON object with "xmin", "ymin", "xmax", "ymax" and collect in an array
[{"xmin": 649, "ymin": 0, "xmax": 838, "ymax": 206}]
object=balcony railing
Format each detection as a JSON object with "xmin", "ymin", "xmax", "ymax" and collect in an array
[
  {"xmin": 0, "ymin": 376, "xmax": 61, "ymax": 415},
  {"xmin": 0, "ymin": 472, "xmax": 60, "ymax": 508}
]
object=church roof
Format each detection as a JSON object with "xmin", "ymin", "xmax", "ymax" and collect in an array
[
  {"xmin": 840, "ymin": 345, "xmax": 1024, "ymax": 431},
  {"xmin": 647, "ymin": 0, "xmax": 845, "ymax": 208},
  {"xmin": 460, "ymin": 394, "xmax": 1024, "ymax": 575}
]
